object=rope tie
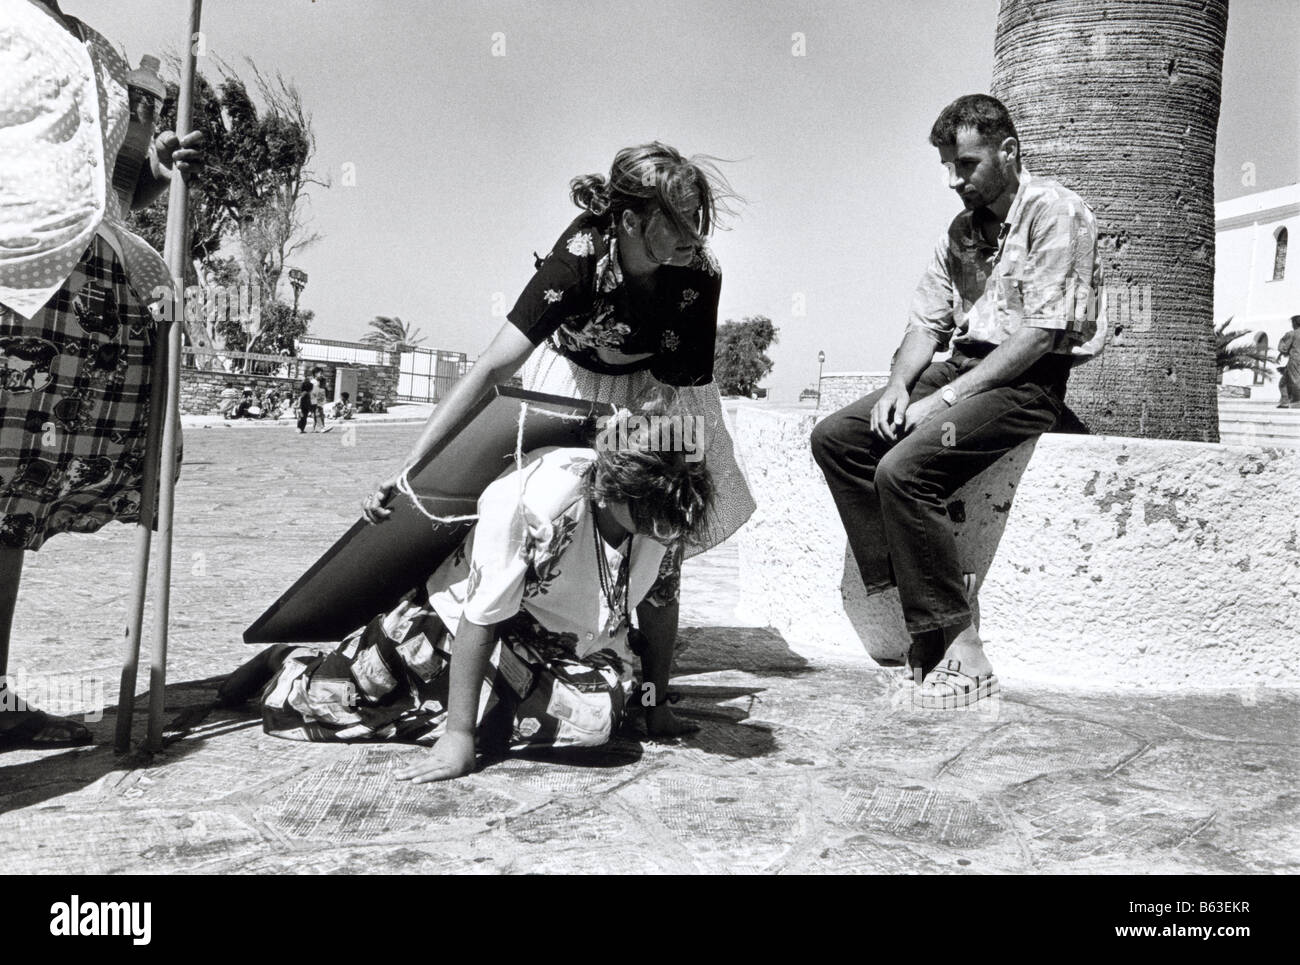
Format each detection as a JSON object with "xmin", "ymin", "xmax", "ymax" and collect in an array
[{"xmin": 394, "ymin": 401, "xmax": 595, "ymax": 529}]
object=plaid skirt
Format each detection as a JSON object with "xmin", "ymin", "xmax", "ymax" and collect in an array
[
  {"xmin": 0, "ymin": 237, "xmax": 168, "ymax": 550},
  {"xmin": 260, "ymin": 591, "xmax": 631, "ymax": 749}
]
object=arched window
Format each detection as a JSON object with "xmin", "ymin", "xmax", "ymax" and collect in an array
[{"xmin": 1273, "ymin": 226, "xmax": 1288, "ymax": 281}]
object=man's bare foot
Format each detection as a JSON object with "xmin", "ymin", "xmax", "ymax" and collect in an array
[
  {"xmin": 939, "ymin": 624, "xmax": 994, "ymax": 678},
  {"xmin": 645, "ymin": 705, "xmax": 700, "ymax": 738},
  {"xmin": 394, "ymin": 730, "xmax": 476, "ymax": 783}
]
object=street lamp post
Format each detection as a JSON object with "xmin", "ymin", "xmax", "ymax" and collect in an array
[
  {"xmin": 288, "ymin": 267, "xmax": 308, "ymax": 323},
  {"xmin": 817, "ymin": 350, "xmax": 826, "ymax": 408},
  {"xmin": 287, "ymin": 266, "xmax": 308, "ymax": 376}
]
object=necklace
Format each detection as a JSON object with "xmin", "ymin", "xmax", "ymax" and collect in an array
[{"xmin": 592, "ymin": 501, "xmax": 630, "ymax": 637}]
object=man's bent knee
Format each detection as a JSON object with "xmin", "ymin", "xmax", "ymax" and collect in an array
[
  {"xmin": 810, "ymin": 413, "xmax": 846, "ymax": 467},
  {"xmin": 874, "ymin": 447, "xmax": 911, "ymax": 496}
]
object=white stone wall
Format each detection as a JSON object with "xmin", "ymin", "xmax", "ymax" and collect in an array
[
  {"xmin": 734, "ymin": 406, "xmax": 1300, "ymax": 692},
  {"xmin": 816, "ymin": 372, "xmax": 891, "ymax": 412}
]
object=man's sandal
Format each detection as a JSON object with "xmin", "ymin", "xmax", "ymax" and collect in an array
[
  {"xmin": 916, "ymin": 659, "xmax": 1000, "ymax": 710},
  {"xmin": 0, "ymin": 710, "xmax": 94, "ymax": 751}
]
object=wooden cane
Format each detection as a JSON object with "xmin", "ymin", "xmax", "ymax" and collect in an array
[
  {"xmin": 114, "ymin": 5, "xmax": 205, "ymax": 754},
  {"xmin": 144, "ymin": 0, "xmax": 203, "ymax": 753},
  {"xmin": 113, "ymin": 312, "xmax": 168, "ymax": 753}
]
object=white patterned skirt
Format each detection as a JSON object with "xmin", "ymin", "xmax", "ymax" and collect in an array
[{"xmin": 519, "ymin": 341, "xmax": 755, "ymax": 558}]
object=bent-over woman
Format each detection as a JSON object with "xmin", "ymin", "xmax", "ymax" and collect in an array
[{"xmin": 361, "ymin": 143, "xmax": 756, "ymax": 725}]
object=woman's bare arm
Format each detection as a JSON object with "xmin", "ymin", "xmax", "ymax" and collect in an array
[
  {"xmin": 394, "ymin": 617, "xmax": 496, "ymax": 783},
  {"xmin": 363, "ymin": 321, "xmax": 537, "ymax": 522}
]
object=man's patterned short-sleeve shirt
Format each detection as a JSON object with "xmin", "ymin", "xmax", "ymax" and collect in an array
[{"xmin": 907, "ymin": 166, "xmax": 1106, "ymax": 359}]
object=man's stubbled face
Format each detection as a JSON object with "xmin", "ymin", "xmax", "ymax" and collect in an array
[{"xmin": 939, "ymin": 127, "xmax": 1013, "ymax": 212}]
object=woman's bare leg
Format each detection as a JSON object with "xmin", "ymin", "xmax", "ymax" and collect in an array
[
  {"xmin": 0, "ymin": 546, "xmax": 90, "ymax": 743},
  {"xmin": 0, "ymin": 545, "xmax": 23, "ymax": 677}
]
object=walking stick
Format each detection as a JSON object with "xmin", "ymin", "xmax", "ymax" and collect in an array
[
  {"xmin": 114, "ymin": 0, "xmax": 203, "ymax": 753},
  {"xmin": 113, "ymin": 314, "xmax": 167, "ymax": 753}
]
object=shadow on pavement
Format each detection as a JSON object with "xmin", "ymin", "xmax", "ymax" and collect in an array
[
  {"xmin": 0, "ymin": 676, "xmax": 239, "ymax": 816},
  {"xmin": 2, "ymin": 626, "xmax": 808, "ymax": 810}
]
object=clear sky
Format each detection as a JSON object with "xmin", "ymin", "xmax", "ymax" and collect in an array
[{"xmin": 69, "ymin": 0, "xmax": 1300, "ymax": 400}]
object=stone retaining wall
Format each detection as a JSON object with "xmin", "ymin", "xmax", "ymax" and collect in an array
[
  {"xmin": 179, "ymin": 354, "xmax": 400, "ymax": 416},
  {"xmin": 733, "ymin": 405, "xmax": 1300, "ymax": 691},
  {"xmin": 817, "ymin": 371, "xmax": 890, "ymax": 411}
]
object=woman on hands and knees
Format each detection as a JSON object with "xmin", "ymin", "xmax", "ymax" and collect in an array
[{"xmin": 230, "ymin": 398, "xmax": 712, "ymax": 783}]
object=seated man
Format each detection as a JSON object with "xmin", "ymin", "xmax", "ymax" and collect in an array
[{"xmin": 811, "ymin": 94, "xmax": 1105, "ymax": 709}]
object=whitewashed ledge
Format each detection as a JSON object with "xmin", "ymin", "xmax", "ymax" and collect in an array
[{"xmin": 732, "ymin": 405, "xmax": 1300, "ymax": 692}]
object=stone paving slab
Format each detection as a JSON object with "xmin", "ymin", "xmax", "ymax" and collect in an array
[{"xmin": 2, "ymin": 425, "xmax": 1296, "ymax": 874}]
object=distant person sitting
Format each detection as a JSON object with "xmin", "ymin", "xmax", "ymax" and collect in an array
[
  {"xmin": 331, "ymin": 392, "xmax": 355, "ymax": 420},
  {"xmin": 234, "ymin": 389, "xmax": 255, "ymax": 419},
  {"xmin": 218, "ymin": 383, "xmax": 240, "ymax": 419},
  {"xmin": 244, "ymin": 385, "xmax": 263, "ymax": 419}
]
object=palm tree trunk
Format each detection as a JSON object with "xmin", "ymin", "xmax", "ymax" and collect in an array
[{"xmin": 992, "ymin": 0, "xmax": 1228, "ymax": 441}]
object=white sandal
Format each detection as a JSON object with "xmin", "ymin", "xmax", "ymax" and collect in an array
[{"xmin": 916, "ymin": 658, "xmax": 999, "ymax": 710}]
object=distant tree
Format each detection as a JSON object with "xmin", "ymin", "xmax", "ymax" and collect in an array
[
  {"xmin": 714, "ymin": 316, "xmax": 778, "ymax": 396},
  {"xmin": 215, "ymin": 301, "xmax": 313, "ymax": 373},
  {"xmin": 127, "ymin": 56, "xmax": 326, "ymax": 367},
  {"xmin": 361, "ymin": 315, "xmax": 426, "ymax": 353},
  {"xmin": 1215, "ymin": 317, "xmax": 1265, "ymax": 380}
]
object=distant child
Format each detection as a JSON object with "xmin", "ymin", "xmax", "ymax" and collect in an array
[
  {"xmin": 296, "ymin": 379, "xmax": 313, "ymax": 434},
  {"xmin": 310, "ymin": 378, "xmax": 327, "ymax": 431},
  {"xmin": 331, "ymin": 392, "xmax": 355, "ymax": 420}
]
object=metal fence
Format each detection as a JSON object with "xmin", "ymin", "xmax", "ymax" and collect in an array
[
  {"xmin": 185, "ymin": 336, "xmax": 472, "ymax": 403},
  {"xmin": 298, "ymin": 336, "xmax": 396, "ymax": 367},
  {"xmin": 395, "ymin": 347, "xmax": 471, "ymax": 403}
]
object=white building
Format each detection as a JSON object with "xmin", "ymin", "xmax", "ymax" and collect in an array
[{"xmin": 1215, "ymin": 183, "xmax": 1299, "ymax": 392}]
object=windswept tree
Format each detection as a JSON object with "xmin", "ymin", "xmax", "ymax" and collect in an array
[
  {"xmin": 991, "ymin": 0, "xmax": 1228, "ymax": 440},
  {"xmin": 128, "ymin": 56, "xmax": 327, "ymax": 366},
  {"xmin": 361, "ymin": 315, "xmax": 426, "ymax": 353},
  {"xmin": 714, "ymin": 315, "xmax": 778, "ymax": 397}
]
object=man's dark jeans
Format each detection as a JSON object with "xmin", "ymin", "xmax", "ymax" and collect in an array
[{"xmin": 810, "ymin": 347, "xmax": 1069, "ymax": 637}]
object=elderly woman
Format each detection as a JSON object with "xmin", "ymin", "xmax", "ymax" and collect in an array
[
  {"xmin": 226, "ymin": 399, "xmax": 714, "ymax": 782},
  {"xmin": 0, "ymin": 0, "xmax": 203, "ymax": 749},
  {"xmin": 362, "ymin": 143, "xmax": 756, "ymax": 728}
]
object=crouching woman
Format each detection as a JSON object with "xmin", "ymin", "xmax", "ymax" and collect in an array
[{"xmin": 229, "ymin": 407, "xmax": 713, "ymax": 783}]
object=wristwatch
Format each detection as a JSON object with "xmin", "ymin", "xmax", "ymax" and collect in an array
[{"xmin": 940, "ymin": 386, "xmax": 958, "ymax": 407}]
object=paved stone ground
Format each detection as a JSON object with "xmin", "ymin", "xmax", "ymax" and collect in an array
[{"xmin": 2, "ymin": 423, "xmax": 1296, "ymax": 874}]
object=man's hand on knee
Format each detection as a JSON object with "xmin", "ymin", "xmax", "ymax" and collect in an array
[
  {"xmin": 871, "ymin": 383, "xmax": 911, "ymax": 442},
  {"xmin": 902, "ymin": 392, "xmax": 947, "ymax": 434}
]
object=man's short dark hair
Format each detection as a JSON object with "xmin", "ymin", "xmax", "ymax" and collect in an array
[{"xmin": 929, "ymin": 94, "xmax": 1019, "ymax": 151}]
